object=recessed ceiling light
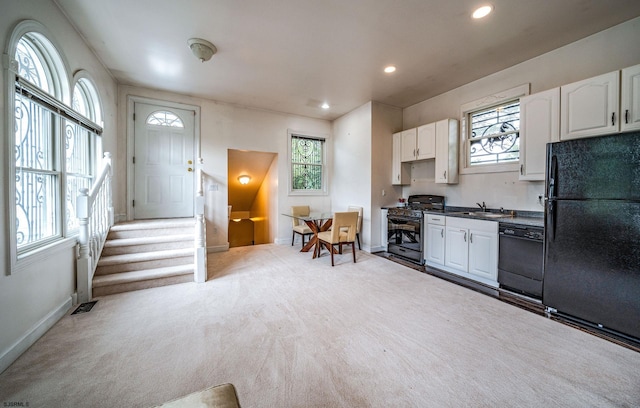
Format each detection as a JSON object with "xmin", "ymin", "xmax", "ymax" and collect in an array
[
  {"xmin": 472, "ymin": 5, "xmax": 493, "ymax": 19},
  {"xmin": 321, "ymin": 103, "xmax": 330, "ymax": 109},
  {"xmin": 384, "ymin": 65, "xmax": 397, "ymax": 74}
]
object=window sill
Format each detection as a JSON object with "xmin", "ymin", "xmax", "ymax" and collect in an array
[
  {"xmin": 459, "ymin": 163, "xmax": 519, "ymax": 175},
  {"xmin": 288, "ymin": 190, "xmax": 328, "ymax": 197},
  {"xmin": 13, "ymin": 237, "xmax": 77, "ymax": 274}
]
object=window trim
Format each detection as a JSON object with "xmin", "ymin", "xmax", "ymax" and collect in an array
[
  {"xmin": 4, "ymin": 20, "xmax": 101, "ymax": 275},
  {"xmin": 73, "ymin": 70, "xmax": 104, "ymax": 127},
  {"xmin": 287, "ymin": 129, "xmax": 329, "ymax": 196},
  {"xmin": 459, "ymin": 84, "xmax": 529, "ymax": 175}
]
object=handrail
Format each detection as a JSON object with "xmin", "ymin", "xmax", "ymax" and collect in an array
[
  {"xmin": 194, "ymin": 157, "xmax": 207, "ymax": 282},
  {"xmin": 76, "ymin": 152, "xmax": 114, "ymax": 303}
]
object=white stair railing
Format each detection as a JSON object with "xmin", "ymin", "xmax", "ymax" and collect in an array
[
  {"xmin": 194, "ymin": 157, "xmax": 207, "ymax": 282},
  {"xmin": 76, "ymin": 152, "xmax": 114, "ymax": 303}
]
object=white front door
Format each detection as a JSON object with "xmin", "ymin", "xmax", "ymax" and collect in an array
[{"xmin": 134, "ymin": 102, "xmax": 195, "ymax": 219}]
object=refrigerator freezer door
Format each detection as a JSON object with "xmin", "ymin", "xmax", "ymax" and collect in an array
[
  {"xmin": 543, "ymin": 199, "xmax": 640, "ymax": 339},
  {"xmin": 546, "ymin": 131, "xmax": 640, "ymax": 200}
]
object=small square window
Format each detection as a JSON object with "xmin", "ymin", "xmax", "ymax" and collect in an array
[
  {"xmin": 468, "ymin": 100, "xmax": 521, "ymax": 166},
  {"xmin": 289, "ymin": 131, "xmax": 327, "ymax": 195}
]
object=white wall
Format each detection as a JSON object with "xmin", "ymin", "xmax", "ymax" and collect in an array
[
  {"xmin": 331, "ymin": 102, "xmax": 373, "ymax": 247},
  {"xmin": 402, "ymin": 17, "xmax": 640, "ymax": 212},
  {"xmin": 331, "ymin": 101, "xmax": 403, "ymax": 251},
  {"xmin": 370, "ymin": 102, "xmax": 403, "ymax": 250},
  {"xmin": 0, "ymin": 0, "xmax": 118, "ymax": 372},
  {"xmin": 117, "ymin": 85, "xmax": 332, "ymax": 249}
]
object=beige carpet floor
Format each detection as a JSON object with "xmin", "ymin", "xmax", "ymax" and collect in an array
[{"xmin": 1, "ymin": 244, "xmax": 639, "ymax": 407}]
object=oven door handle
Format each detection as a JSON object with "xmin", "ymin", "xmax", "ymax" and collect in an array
[{"xmin": 388, "ymin": 215, "xmax": 420, "ymax": 223}]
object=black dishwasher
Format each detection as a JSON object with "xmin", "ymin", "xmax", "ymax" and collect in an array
[{"xmin": 498, "ymin": 224, "xmax": 544, "ymax": 299}]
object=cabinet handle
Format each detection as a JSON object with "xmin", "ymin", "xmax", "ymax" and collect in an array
[
  {"xmin": 413, "ymin": 149, "xmax": 416, "ymax": 157},
  {"xmin": 611, "ymin": 112, "xmax": 615, "ymax": 126},
  {"xmin": 520, "ymin": 164, "xmax": 523, "ymax": 175},
  {"xmin": 440, "ymin": 229, "xmax": 443, "ymax": 238},
  {"xmin": 470, "ymin": 233, "xmax": 473, "ymax": 244},
  {"xmin": 463, "ymin": 231, "xmax": 467, "ymax": 242},
  {"xmin": 626, "ymin": 109, "xmax": 630, "ymax": 124},
  {"xmin": 416, "ymin": 148, "xmax": 420, "ymax": 157},
  {"xmin": 443, "ymin": 170, "xmax": 447, "ymax": 179}
]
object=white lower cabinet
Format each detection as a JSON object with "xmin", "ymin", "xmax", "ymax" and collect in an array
[
  {"xmin": 381, "ymin": 209, "xmax": 388, "ymax": 251},
  {"xmin": 425, "ymin": 214, "xmax": 445, "ymax": 266},
  {"xmin": 429, "ymin": 216, "xmax": 498, "ymax": 287},
  {"xmin": 467, "ymin": 227, "xmax": 497, "ymax": 281},
  {"xmin": 444, "ymin": 226, "xmax": 468, "ymax": 271}
]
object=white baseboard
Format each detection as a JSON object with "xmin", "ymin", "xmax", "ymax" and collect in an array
[
  {"xmin": 0, "ymin": 296, "xmax": 72, "ymax": 374},
  {"xmin": 207, "ymin": 243, "xmax": 229, "ymax": 253}
]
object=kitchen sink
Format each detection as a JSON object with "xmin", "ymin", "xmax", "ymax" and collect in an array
[{"xmin": 455, "ymin": 212, "xmax": 511, "ymax": 218}]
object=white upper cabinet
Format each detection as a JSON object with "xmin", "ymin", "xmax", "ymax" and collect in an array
[
  {"xmin": 560, "ymin": 71, "xmax": 620, "ymax": 140},
  {"xmin": 401, "ymin": 125, "xmax": 435, "ymax": 162},
  {"xmin": 416, "ymin": 123, "xmax": 436, "ymax": 160},
  {"xmin": 392, "ymin": 132, "xmax": 410, "ymax": 185},
  {"xmin": 401, "ymin": 128, "xmax": 418, "ymax": 162},
  {"xmin": 621, "ymin": 64, "xmax": 640, "ymax": 132},
  {"xmin": 435, "ymin": 119, "xmax": 459, "ymax": 184},
  {"xmin": 519, "ymin": 88, "xmax": 560, "ymax": 181}
]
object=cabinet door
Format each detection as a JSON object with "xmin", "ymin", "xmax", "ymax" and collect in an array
[
  {"xmin": 621, "ymin": 64, "xmax": 640, "ymax": 132},
  {"xmin": 416, "ymin": 123, "xmax": 436, "ymax": 160},
  {"xmin": 426, "ymin": 224, "xmax": 445, "ymax": 266},
  {"xmin": 445, "ymin": 226, "xmax": 468, "ymax": 272},
  {"xmin": 381, "ymin": 209, "xmax": 388, "ymax": 251},
  {"xmin": 468, "ymin": 229, "xmax": 497, "ymax": 281},
  {"xmin": 519, "ymin": 88, "xmax": 560, "ymax": 181},
  {"xmin": 392, "ymin": 132, "xmax": 409, "ymax": 185},
  {"xmin": 435, "ymin": 119, "xmax": 458, "ymax": 184},
  {"xmin": 560, "ymin": 71, "xmax": 619, "ymax": 140},
  {"xmin": 401, "ymin": 128, "xmax": 417, "ymax": 162}
]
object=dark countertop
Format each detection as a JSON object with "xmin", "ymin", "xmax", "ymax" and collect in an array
[
  {"xmin": 382, "ymin": 205, "xmax": 544, "ymax": 228},
  {"xmin": 428, "ymin": 207, "xmax": 544, "ymax": 228}
]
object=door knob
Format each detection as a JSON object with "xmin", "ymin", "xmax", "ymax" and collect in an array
[
  {"xmin": 188, "ymin": 160, "xmax": 193, "ymax": 164},
  {"xmin": 188, "ymin": 167, "xmax": 193, "ymax": 172}
]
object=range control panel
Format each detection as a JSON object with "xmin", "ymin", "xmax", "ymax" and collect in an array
[{"xmin": 499, "ymin": 225, "xmax": 544, "ymax": 241}]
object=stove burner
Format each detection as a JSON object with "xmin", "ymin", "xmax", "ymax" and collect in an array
[{"xmin": 387, "ymin": 194, "xmax": 445, "ymax": 219}]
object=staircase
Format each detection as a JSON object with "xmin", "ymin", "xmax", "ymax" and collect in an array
[{"xmin": 92, "ymin": 218, "xmax": 196, "ymax": 297}]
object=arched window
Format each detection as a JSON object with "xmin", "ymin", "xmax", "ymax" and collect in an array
[
  {"xmin": 66, "ymin": 75, "xmax": 104, "ymax": 232},
  {"xmin": 147, "ymin": 110, "xmax": 184, "ymax": 128},
  {"xmin": 8, "ymin": 21, "xmax": 103, "ymax": 268},
  {"xmin": 73, "ymin": 76, "xmax": 103, "ymax": 126}
]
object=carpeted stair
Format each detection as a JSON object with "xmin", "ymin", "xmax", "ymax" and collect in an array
[{"xmin": 93, "ymin": 218, "xmax": 195, "ymax": 297}]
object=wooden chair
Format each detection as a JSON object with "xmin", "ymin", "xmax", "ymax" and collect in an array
[
  {"xmin": 346, "ymin": 205, "xmax": 363, "ymax": 249},
  {"xmin": 291, "ymin": 205, "xmax": 313, "ymax": 248},
  {"xmin": 316, "ymin": 211, "xmax": 358, "ymax": 266}
]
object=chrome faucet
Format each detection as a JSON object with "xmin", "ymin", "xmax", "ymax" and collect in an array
[{"xmin": 476, "ymin": 201, "xmax": 487, "ymax": 212}]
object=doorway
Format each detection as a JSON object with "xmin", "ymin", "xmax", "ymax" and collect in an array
[
  {"xmin": 227, "ymin": 149, "xmax": 277, "ymax": 247},
  {"xmin": 131, "ymin": 101, "xmax": 197, "ymax": 219}
]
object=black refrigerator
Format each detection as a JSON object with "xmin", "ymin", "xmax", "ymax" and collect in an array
[{"xmin": 544, "ymin": 131, "xmax": 640, "ymax": 342}]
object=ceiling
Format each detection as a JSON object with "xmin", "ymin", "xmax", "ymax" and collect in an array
[{"xmin": 55, "ymin": 0, "xmax": 640, "ymax": 121}]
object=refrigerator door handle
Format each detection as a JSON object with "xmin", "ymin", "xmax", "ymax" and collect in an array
[{"xmin": 547, "ymin": 155, "xmax": 557, "ymax": 241}]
